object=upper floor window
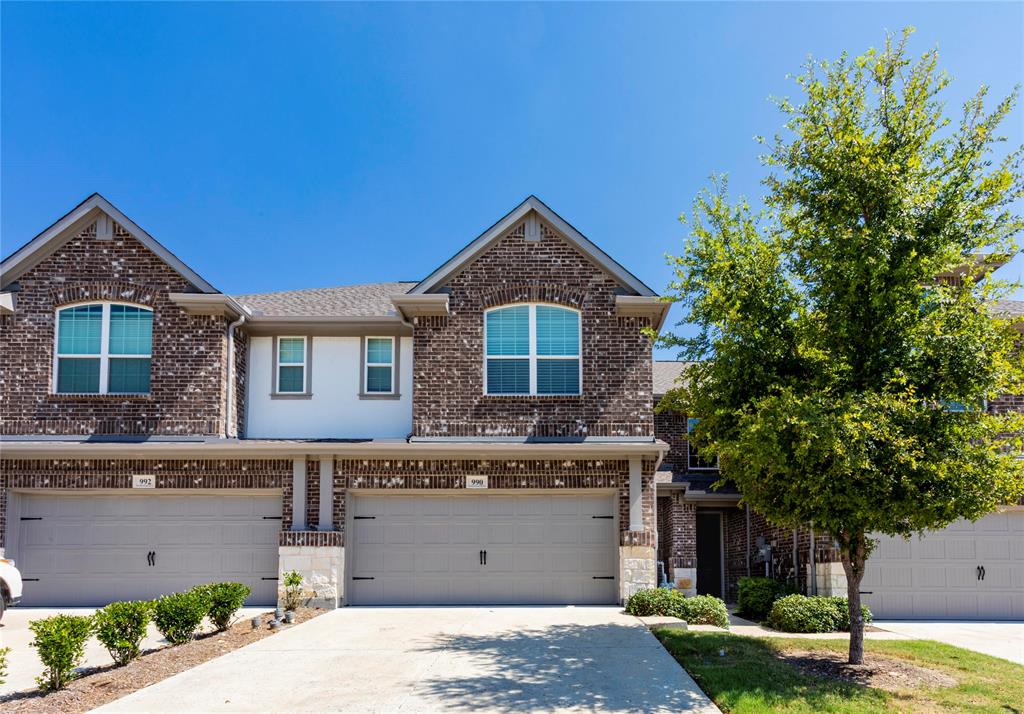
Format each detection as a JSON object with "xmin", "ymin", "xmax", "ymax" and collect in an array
[
  {"xmin": 484, "ymin": 304, "xmax": 581, "ymax": 395},
  {"xmin": 365, "ymin": 337, "xmax": 395, "ymax": 394},
  {"xmin": 276, "ymin": 337, "xmax": 307, "ymax": 393},
  {"xmin": 687, "ymin": 417, "xmax": 718, "ymax": 470},
  {"xmin": 54, "ymin": 303, "xmax": 152, "ymax": 394}
]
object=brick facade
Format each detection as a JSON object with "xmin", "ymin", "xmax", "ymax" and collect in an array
[
  {"xmin": 653, "ymin": 405, "xmax": 688, "ymax": 468},
  {"xmin": 411, "ymin": 220, "xmax": 655, "ymax": 438},
  {"xmin": 0, "ymin": 220, "xmax": 233, "ymax": 436}
]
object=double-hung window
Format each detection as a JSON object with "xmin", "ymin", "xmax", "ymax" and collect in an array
[
  {"xmin": 276, "ymin": 337, "xmax": 307, "ymax": 393},
  {"xmin": 484, "ymin": 304, "xmax": 581, "ymax": 395},
  {"xmin": 54, "ymin": 303, "xmax": 152, "ymax": 394},
  {"xmin": 687, "ymin": 417, "xmax": 719, "ymax": 470},
  {"xmin": 364, "ymin": 337, "xmax": 395, "ymax": 394}
]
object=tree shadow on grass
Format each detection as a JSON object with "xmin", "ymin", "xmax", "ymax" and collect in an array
[
  {"xmin": 411, "ymin": 621, "xmax": 712, "ymax": 712},
  {"xmin": 654, "ymin": 630, "xmax": 895, "ymax": 713}
]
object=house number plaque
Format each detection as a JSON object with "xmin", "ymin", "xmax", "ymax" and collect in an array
[
  {"xmin": 466, "ymin": 475, "xmax": 488, "ymax": 489},
  {"xmin": 132, "ymin": 474, "xmax": 156, "ymax": 489}
]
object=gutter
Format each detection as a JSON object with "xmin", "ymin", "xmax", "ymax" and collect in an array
[{"xmin": 0, "ymin": 439, "xmax": 670, "ymax": 460}]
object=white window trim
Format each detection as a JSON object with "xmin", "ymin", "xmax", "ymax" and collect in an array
[
  {"xmin": 52, "ymin": 301, "xmax": 153, "ymax": 395},
  {"xmin": 483, "ymin": 303, "xmax": 582, "ymax": 396},
  {"xmin": 364, "ymin": 336, "xmax": 396, "ymax": 395},
  {"xmin": 275, "ymin": 336, "xmax": 308, "ymax": 394}
]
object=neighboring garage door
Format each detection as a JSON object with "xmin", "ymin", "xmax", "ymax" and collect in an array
[
  {"xmin": 14, "ymin": 492, "xmax": 282, "ymax": 607},
  {"xmin": 348, "ymin": 493, "xmax": 618, "ymax": 605},
  {"xmin": 862, "ymin": 510, "xmax": 1024, "ymax": 620}
]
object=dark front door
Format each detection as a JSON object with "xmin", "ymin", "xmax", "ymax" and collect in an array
[{"xmin": 696, "ymin": 512, "xmax": 723, "ymax": 598}]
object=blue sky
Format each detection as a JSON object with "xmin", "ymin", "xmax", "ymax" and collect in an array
[{"xmin": 2, "ymin": 2, "xmax": 1022, "ymax": 358}]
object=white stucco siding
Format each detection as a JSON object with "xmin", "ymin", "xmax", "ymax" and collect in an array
[{"xmin": 245, "ymin": 336, "xmax": 413, "ymax": 438}]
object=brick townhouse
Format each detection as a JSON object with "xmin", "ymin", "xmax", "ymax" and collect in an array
[{"xmin": 1, "ymin": 193, "xmax": 1021, "ymax": 620}]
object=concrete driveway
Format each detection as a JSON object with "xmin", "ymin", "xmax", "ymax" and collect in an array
[
  {"xmin": 874, "ymin": 621, "xmax": 1024, "ymax": 665},
  {"xmin": 96, "ymin": 607, "xmax": 719, "ymax": 713},
  {"xmin": 0, "ymin": 607, "xmax": 270, "ymax": 695}
]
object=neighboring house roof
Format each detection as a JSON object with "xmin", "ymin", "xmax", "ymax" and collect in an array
[
  {"xmin": 234, "ymin": 282, "xmax": 417, "ymax": 317},
  {"xmin": 409, "ymin": 195, "xmax": 658, "ymax": 298},
  {"xmin": 993, "ymin": 299, "xmax": 1024, "ymax": 319},
  {"xmin": 653, "ymin": 360, "xmax": 695, "ymax": 396},
  {"xmin": 0, "ymin": 193, "xmax": 220, "ymax": 294}
]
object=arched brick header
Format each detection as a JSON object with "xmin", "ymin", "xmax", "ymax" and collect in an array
[
  {"xmin": 50, "ymin": 281, "xmax": 159, "ymax": 309},
  {"xmin": 479, "ymin": 284, "xmax": 586, "ymax": 310}
]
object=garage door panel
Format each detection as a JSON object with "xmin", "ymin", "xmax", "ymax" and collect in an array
[
  {"xmin": 863, "ymin": 511, "xmax": 1023, "ymax": 620},
  {"xmin": 350, "ymin": 493, "xmax": 617, "ymax": 605},
  {"xmin": 16, "ymin": 492, "xmax": 281, "ymax": 607}
]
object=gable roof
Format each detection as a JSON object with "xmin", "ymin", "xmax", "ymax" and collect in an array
[
  {"xmin": 0, "ymin": 193, "xmax": 219, "ymax": 293},
  {"xmin": 409, "ymin": 195, "xmax": 657, "ymax": 297},
  {"xmin": 235, "ymin": 281, "xmax": 417, "ymax": 317}
]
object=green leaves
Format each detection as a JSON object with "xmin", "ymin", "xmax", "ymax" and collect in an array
[{"xmin": 29, "ymin": 614, "xmax": 95, "ymax": 690}]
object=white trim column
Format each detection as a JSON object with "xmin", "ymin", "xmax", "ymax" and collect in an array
[
  {"xmin": 318, "ymin": 457, "xmax": 334, "ymax": 531},
  {"xmin": 291, "ymin": 457, "xmax": 307, "ymax": 531},
  {"xmin": 628, "ymin": 457, "xmax": 643, "ymax": 532}
]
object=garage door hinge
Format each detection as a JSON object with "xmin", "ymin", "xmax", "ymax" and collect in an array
[
  {"xmin": 20, "ymin": 517, "xmax": 43, "ymax": 521},
  {"xmin": 261, "ymin": 577, "xmax": 279, "ymax": 581},
  {"xmin": 354, "ymin": 516, "xmax": 376, "ymax": 520},
  {"xmin": 593, "ymin": 576, "xmax": 615, "ymax": 580},
  {"xmin": 22, "ymin": 578, "xmax": 40, "ymax": 582},
  {"xmin": 591, "ymin": 515, "xmax": 613, "ymax": 519},
  {"xmin": 262, "ymin": 516, "xmax": 283, "ymax": 520},
  {"xmin": 352, "ymin": 577, "xmax": 375, "ymax": 580}
]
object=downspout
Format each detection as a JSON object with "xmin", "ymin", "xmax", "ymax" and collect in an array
[
  {"xmin": 792, "ymin": 526, "xmax": 799, "ymax": 591},
  {"xmin": 396, "ymin": 311, "xmax": 415, "ymax": 442},
  {"xmin": 745, "ymin": 504, "xmax": 751, "ymax": 577},
  {"xmin": 809, "ymin": 522, "xmax": 817, "ymax": 595},
  {"xmin": 225, "ymin": 313, "xmax": 247, "ymax": 439}
]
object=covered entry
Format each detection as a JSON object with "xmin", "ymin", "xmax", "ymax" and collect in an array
[
  {"xmin": 11, "ymin": 491, "xmax": 282, "ymax": 606},
  {"xmin": 347, "ymin": 492, "xmax": 619, "ymax": 605}
]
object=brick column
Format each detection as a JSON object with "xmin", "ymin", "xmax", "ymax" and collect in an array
[{"xmin": 668, "ymin": 494, "xmax": 697, "ymax": 595}]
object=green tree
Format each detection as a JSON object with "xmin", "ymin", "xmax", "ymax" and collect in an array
[{"xmin": 658, "ymin": 29, "xmax": 1024, "ymax": 664}]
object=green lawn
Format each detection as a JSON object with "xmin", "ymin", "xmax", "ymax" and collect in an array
[{"xmin": 654, "ymin": 629, "xmax": 1024, "ymax": 713}]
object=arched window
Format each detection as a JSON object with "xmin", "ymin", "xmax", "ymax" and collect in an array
[
  {"xmin": 53, "ymin": 303, "xmax": 153, "ymax": 394},
  {"xmin": 484, "ymin": 304, "xmax": 581, "ymax": 395}
]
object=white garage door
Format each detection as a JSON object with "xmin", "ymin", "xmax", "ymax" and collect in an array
[
  {"xmin": 862, "ymin": 510, "xmax": 1024, "ymax": 620},
  {"xmin": 14, "ymin": 492, "xmax": 282, "ymax": 607},
  {"xmin": 348, "ymin": 493, "xmax": 618, "ymax": 605}
]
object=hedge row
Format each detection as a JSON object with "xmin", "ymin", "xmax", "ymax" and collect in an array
[
  {"xmin": 29, "ymin": 581, "xmax": 251, "ymax": 691},
  {"xmin": 767, "ymin": 594, "xmax": 873, "ymax": 633},
  {"xmin": 624, "ymin": 588, "xmax": 730, "ymax": 628}
]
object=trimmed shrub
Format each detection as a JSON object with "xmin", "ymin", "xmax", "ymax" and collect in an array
[
  {"xmin": 828, "ymin": 597, "xmax": 873, "ymax": 631},
  {"xmin": 94, "ymin": 600, "xmax": 153, "ymax": 666},
  {"xmin": 282, "ymin": 570, "xmax": 303, "ymax": 611},
  {"xmin": 153, "ymin": 591, "xmax": 208, "ymax": 645},
  {"xmin": 677, "ymin": 595, "xmax": 731, "ymax": 628},
  {"xmin": 624, "ymin": 588, "xmax": 685, "ymax": 617},
  {"xmin": 204, "ymin": 582, "xmax": 252, "ymax": 631},
  {"xmin": 29, "ymin": 614, "xmax": 95, "ymax": 691},
  {"xmin": 737, "ymin": 577, "xmax": 792, "ymax": 620}
]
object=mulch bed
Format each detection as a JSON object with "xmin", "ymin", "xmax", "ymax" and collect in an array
[
  {"xmin": 777, "ymin": 649, "xmax": 958, "ymax": 692},
  {"xmin": 0, "ymin": 608, "xmax": 326, "ymax": 713}
]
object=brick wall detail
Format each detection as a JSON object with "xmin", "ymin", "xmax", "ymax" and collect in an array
[
  {"xmin": 412, "ymin": 219, "xmax": 655, "ymax": 438},
  {"xmin": 0, "ymin": 220, "xmax": 231, "ymax": 436}
]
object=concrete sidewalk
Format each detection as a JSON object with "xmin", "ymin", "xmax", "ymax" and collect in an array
[{"xmin": 97, "ymin": 607, "xmax": 720, "ymax": 713}]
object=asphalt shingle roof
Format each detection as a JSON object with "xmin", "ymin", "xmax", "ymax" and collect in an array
[
  {"xmin": 993, "ymin": 299, "xmax": 1024, "ymax": 319},
  {"xmin": 653, "ymin": 360, "xmax": 695, "ymax": 396},
  {"xmin": 234, "ymin": 282, "xmax": 417, "ymax": 317}
]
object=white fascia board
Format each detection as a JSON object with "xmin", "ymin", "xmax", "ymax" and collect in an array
[
  {"xmin": 410, "ymin": 196, "xmax": 657, "ymax": 297},
  {"xmin": 1, "ymin": 194, "xmax": 220, "ymax": 294}
]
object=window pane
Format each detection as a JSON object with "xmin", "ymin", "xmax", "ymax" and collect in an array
[
  {"xmin": 536, "ymin": 306, "xmax": 579, "ymax": 356},
  {"xmin": 486, "ymin": 306, "xmax": 529, "ymax": 356},
  {"xmin": 537, "ymin": 359, "xmax": 580, "ymax": 395},
  {"xmin": 109, "ymin": 305, "xmax": 152, "ymax": 355},
  {"xmin": 278, "ymin": 338, "xmax": 305, "ymax": 364},
  {"xmin": 366, "ymin": 365, "xmax": 392, "ymax": 393},
  {"xmin": 57, "ymin": 305, "xmax": 102, "ymax": 355},
  {"xmin": 278, "ymin": 365, "xmax": 304, "ymax": 392},
  {"xmin": 366, "ymin": 338, "xmax": 392, "ymax": 365},
  {"xmin": 109, "ymin": 358, "xmax": 151, "ymax": 393},
  {"xmin": 57, "ymin": 358, "xmax": 100, "ymax": 393},
  {"xmin": 486, "ymin": 359, "xmax": 529, "ymax": 394}
]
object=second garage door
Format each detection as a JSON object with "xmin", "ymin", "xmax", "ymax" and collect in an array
[
  {"xmin": 862, "ymin": 509, "xmax": 1024, "ymax": 620},
  {"xmin": 14, "ymin": 491, "xmax": 282, "ymax": 607},
  {"xmin": 348, "ymin": 493, "xmax": 618, "ymax": 605}
]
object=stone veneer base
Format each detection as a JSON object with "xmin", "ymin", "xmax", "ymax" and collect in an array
[
  {"xmin": 278, "ymin": 543, "xmax": 344, "ymax": 609},
  {"xmin": 618, "ymin": 545, "xmax": 657, "ymax": 603}
]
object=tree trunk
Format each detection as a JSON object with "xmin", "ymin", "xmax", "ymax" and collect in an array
[{"xmin": 839, "ymin": 530, "xmax": 868, "ymax": 665}]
